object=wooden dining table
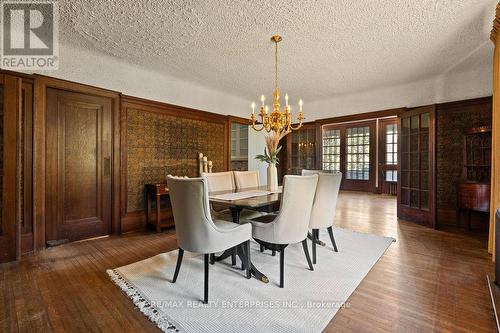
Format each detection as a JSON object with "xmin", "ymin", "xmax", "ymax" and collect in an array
[{"xmin": 209, "ymin": 186, "xmax": 282, "ymax": 283}]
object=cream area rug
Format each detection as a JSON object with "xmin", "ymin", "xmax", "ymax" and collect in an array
[{"xmin": 107, "ymin": 228, "xmax": 394, "ymax": 333}]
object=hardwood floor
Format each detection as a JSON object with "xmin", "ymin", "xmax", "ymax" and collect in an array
[{"xmin": 0, "ymin": 192, "xmax": 495, "ymax": 332}]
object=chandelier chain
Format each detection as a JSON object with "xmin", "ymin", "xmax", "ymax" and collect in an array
[{"xmin": 274, "ymin": 39, "xmax": 278, "ymax": 91}]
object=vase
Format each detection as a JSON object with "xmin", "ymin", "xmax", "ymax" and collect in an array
[{"xmin": 267, "ymin": 163, "xmax": 278, "ymax": 192}]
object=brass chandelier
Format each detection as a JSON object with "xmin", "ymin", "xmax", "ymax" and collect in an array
[{"xmin": 250, "ymin": 35, "xmax": 304, "ymax": 133}]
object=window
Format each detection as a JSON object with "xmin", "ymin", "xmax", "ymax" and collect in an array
[
  {"xmin": 231, "ymin": 123, "xmax": 248, "ymax": 160},
  {"xmin": 385, "ymin": 123, "xmax": 398, "ymax": 182},
  {"xmin": 386, "ymin": 123, "xmax": 397, "ymax": 165},
  {"xmin": 322, "ymin": 129, "xmax": 340, "ymax": 172},
  {"xmin": 346, "ymin": 127, "xmax": 370, "ymax": 180}
]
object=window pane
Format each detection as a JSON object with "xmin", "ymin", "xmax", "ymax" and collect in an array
[
  {"xmin": 346, "ymin": 126, "xmax": 370, "ymax": 180},
  {"xmin": 322, "ymin": 128, "xmax": 341, "ymax": 172}
]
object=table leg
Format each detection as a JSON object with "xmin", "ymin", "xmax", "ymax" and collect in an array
[
  {"xmin": 146, "ymin": 193, "xmax": 151, "ymax": 226},
  {"xmin": 156, "ymin": 195, "xmax": 161, "ymax": 233}
]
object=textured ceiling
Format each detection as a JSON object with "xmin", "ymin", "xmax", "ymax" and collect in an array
[{"xmin": 59, "ymin": 0, "xmax": 497, "ymax": 104}]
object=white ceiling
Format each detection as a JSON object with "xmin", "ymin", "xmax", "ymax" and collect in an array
[{"xmin": 59, "ymin": 0, "xmax": 497, "ymax": 105}]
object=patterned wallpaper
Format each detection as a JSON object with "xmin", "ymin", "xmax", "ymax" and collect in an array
[{"xmin": 126, "ymin": 107, "xmax": 226, "ymax": 212}]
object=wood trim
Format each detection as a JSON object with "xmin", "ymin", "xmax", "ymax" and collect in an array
[
  {"xmin": 317, "ymin": 107, "xmax": 404, "ymax": 125},
  {"xmin": 377, "ymin": 118, "xmax": 398, "ymax": 194},
  {"xmin": 436, "ymin": 96, "xmax": 492, "ymax": 112},
  {"xmin": 121, "ymin": 95, "xmax": 227, "ymax": 123},
  {"xmin": 492, "ymin": 2, "xmax": 500, "ymax": 43},
  {"xmin": 33, "ymin": 76, "xmax": 121, "ymax": 250},
  {"xmin": 489, "ymin": 27, "xmax": 500, "ymax": 258}
]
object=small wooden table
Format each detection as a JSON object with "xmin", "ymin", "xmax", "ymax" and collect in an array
[
  {"xmin": 145, "ymin": 183, "xmax": 174, "ymax": 232},
  {"xmin": 209, "ymin": 186, "xmax": 282, "ymax": 283}
]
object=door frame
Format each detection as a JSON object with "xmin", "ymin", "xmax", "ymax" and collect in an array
[
  {"xmin": 322, "ymin": 120, "xmax": 377, "ymax": 192},
  {"xmin": 33, "ymin": 75, "xmax": 121, "ymax": 250},
  {"xmin": 378, "ymin": 117, "xmax": 398, "ymax": 194}
]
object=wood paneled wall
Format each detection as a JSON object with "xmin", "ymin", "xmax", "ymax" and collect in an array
[
  {"xmin": 436, "ymin": 97, "xmax": 492, "ymax": 227},
  {"xmin": 120, "ymin": 96, "xmax": 228, "ymax": 232}
]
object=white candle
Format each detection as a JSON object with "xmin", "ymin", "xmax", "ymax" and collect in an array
[
  {"xmin": 260, "ymin": 95, "xmax": 265, "ymax": 107},
  {"xmin": 285, "ymin": 94, "xmax": 289, "ymax": 107},
  {"xmin": 299, "ymin": 99, "xmax": 303, "ymax": 112},
  {"xmin": 264, "ymin": 106, "xmax": 269, "ymax": 114},
  {"xmin": 251, "ymin": 102, "xmax": 255, "ymax": 115}
]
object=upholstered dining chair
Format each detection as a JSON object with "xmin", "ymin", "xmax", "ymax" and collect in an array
[
  {"xmin": 233, "ymin": 170, "xmax": 260, "ymax": 189},
  {"xmin": 245, "ymin": 174, "xmax": 318, "ymax": 288},
  {"xmin": 302, "ymin": 170, "xmax": 342, "ymax": 264},
  {"xmin": 167, "ymin": 176, "xmax": 252, "ymax": 304}
]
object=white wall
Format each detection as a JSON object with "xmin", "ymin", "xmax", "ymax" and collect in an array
[
  {"xmin": 29, "ymin": 42, "xmax": 250, "ymax": 118},
  {"xmin": 247, "ymin": 127, "xmax": 268, "ymax": 185},
  {"xmin": 306, "ymin": 65, "xmax": 492, "ymax": 120}
]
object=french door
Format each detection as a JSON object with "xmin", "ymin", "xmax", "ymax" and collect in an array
[
  {"xmin": 378, "ymin": 118, "xmax": 398, "ymax": 195},
  {"xmin": 397, "ymin": 106, "xmax": 436, "ymax": 227},
  {"xmin": 322, "ymin": 120, "xmax": 376, "ymax": 192}
]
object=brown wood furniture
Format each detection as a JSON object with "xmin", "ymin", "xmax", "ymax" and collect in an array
[
  {"xmin": 457, "ymin": 182, "xmax": 491, "ymax": 229},
  {"xmin": 457, "ymin": 126, "xmax": 492, "ymax": 229},
  {"xmin": 209, "ymin": 185, "xmax": 282, "ymax": 282},
  {"xmin": 145, "ymin": 183, "xmax": 174, "ymax": 232},
  {"xmin": 397, "ymin": 105, "xmax": 436, "ymax": 228}
]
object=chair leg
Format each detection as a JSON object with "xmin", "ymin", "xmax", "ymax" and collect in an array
[
  {"xmin": 204, "ymin": 253, "xmax": 209, "ymax": 304},
  {"xmin": 279, "ymin": 248, "xmax": 285, "ymax": 288},
  {"xmin": 172, "ymin": 248, "xmax": 184, "ymax": 283},
  {"xmin": 210, "ymin": 253, "xmax": 215, "ymax": 265},
  {"xmin": 272, "ymin": 250, "xmax": 276, "ymax": 256},
  {"xmin": 327, "ymin": 226, "xmax": 338, "ymax": 252},
  {"xmin": 302, "ymin": 239, "xmax": 314, "ymax": 271},
  {"xmin": 232, "ymin": 248, "xmax": 237, "ymax": 265},
  {"xmin": 312, "ymin": 229, "xmax": 317, "ymax": 264},
  {"xmin": 260, "ymin": 244, "xmax": 264, "ymax": 252},
  {"xmin": 245, "ymin": 241, "xmax": 251, "ymax": 279}
]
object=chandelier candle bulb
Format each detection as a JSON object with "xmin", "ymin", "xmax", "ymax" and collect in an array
[
  {"xmin": 285, "ymin": 93, "xmax": 289, "ymax": 107},
  {"xmin": 260, "ymin": 95, "xmax": 265, "ymax": 106},
  {"xmin": 251, "ymin": 102, "xmax": 255, "ymax": 115}
]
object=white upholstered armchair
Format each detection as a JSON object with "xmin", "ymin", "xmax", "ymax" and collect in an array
[
  {"xmin": 246, "ymin": 174, "xmax": 318, "ymax": 288},
  {"xmin": 167, "ymin": 176, "xmax": 252, "ymax": 304},
  {"xmin": 302, "ymin": 170, "xmax": 342, "ymax": 264}
]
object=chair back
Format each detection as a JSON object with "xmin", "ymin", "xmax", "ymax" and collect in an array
[
  {"xmin": 234, "ymin": 170, "xmax": 260, "ymax": 189},
  {"xmin": 273, "ymin": 174, "xmax": 318, "ymax": 243},
  {"xmin": 302, "ymin": 170, "xmax": 342, "ymax": 229},
  {"xmin": 167, "ymin": 176, "xmax": 217, "ymax": 252},
  {"xmin": 202, "ymin": 171, "xmax": 235, "ymax": 192}
]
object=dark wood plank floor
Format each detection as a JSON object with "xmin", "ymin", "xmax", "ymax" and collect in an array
[{"xmin": 0, "ymin": 192, "xmax": 495, "ymax": 332}]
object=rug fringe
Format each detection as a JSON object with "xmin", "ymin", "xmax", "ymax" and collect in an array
[{"xmin": 106, "ymin": 269, "xmax": 181, "ymax": 333}]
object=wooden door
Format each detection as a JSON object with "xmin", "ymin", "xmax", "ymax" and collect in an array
[
  {"xmin": 397, "ymin": 106, "xmax": 436, "ymax": 227},
  {"xmin": 0, "ymin": 75, "xmax": 22, "ymax": 262},
  {"xmin": 45, "ymin": 88, "xmax": 112, "ymax": 244},
  {"xmin": 378, "ymin": 118, "xmax": 398, "ymax": 195}
]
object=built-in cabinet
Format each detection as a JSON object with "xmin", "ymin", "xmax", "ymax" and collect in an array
[{"xmin": 283, "ymin": 124, "xmax": 317, "ymax": 175}]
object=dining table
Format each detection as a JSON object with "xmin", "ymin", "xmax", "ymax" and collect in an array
[{"xmin": 208, "ymin": 186, "xmax": 282, "ymax": 283}]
